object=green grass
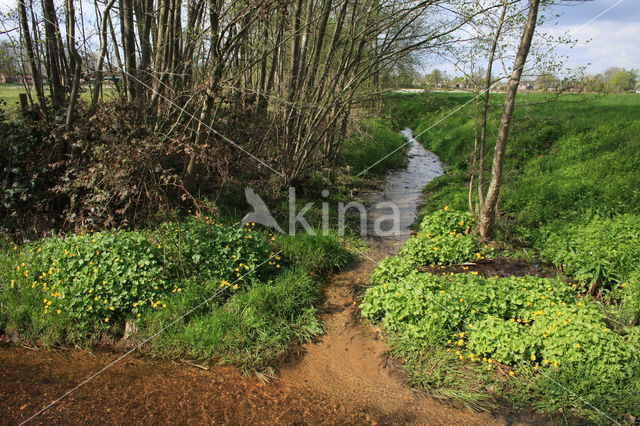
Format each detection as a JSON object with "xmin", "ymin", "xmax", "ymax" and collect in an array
[
  {"xmin": 0, "ymin": 84, "xmax": 118, "ymax": 115},
  {"xmin": 0, "ymin": 218, "xmax": 361, "ymax": 372},
  {"xmin": 342, "ymin": 118, "xmax": 407, "ymax": 175},
  {"xmin": 0, "ymin": 84, "xmax": 24, "ymax": 111},
  {"xmin": 372, "ymin": 92, "xmax": 640, "ymax": 422},
  {"xmin": 146, "ymin": 267, "xmax": 324, "ymax": 373}
]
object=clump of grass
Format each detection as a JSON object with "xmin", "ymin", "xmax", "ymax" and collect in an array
[
  {"xmin": 342, "ymin": 118, "xmax": 407, "ymax": 175},
  {"xmin": 277, "ymin": 231, "xmax": 357, "ymax": 273},
  {"xmin": 393, "ymin": 341, "xmax": 496, "ymax": 413},
  {"xmin": 170, "ymin": 268, "xmax": 323, "ymax": 372}
]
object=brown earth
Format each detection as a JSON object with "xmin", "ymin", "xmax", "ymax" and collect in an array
[
  {"xmin": 419, "ymin": 257, "xmax": 558, "ymax": 279},
  {"xmin": 0, "ymin": 240, "xmax": 547, "ymax": 425}
]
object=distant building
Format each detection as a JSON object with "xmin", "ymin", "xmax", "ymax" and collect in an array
[
  {"xmin": 0, "ymin": 73, "xmax": 34, "ymax": 85},
  {"xmin": 16, "ymin": 74, "xmax": 34, "ymax": 85}
]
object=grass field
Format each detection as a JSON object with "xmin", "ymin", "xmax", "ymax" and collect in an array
[
  {"xmin": 0, "ymin": 84, "xmax": 118, "ymax": 115},
  {"xmin": 0, "ymin": 84, "xmax": 24, "ymax": 110}
]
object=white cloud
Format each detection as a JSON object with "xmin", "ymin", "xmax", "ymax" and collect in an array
[{"xmin": 548, "ymin": 20, "xmax": 640, "ymax": 74}]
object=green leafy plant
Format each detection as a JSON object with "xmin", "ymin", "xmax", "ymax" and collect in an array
[
  {"xmin": 361, "ymin": 269, "xmax": 640, "ymax": 421},
  {"xmin": 541, "ymin": 214, "xmax": 640, "ymax": 289}
]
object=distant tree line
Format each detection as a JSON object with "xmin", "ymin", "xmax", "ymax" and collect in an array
[{"xmin": 405, "ymin": 66, "xmax": 639, "ymax": 93}]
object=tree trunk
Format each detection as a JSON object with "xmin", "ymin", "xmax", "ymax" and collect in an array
[
  {"xmin": 41, "ymin": 0, "xmax": 65, "ymax": 109},
  {"xmin": 17, "ymin": 0, "xmax": 46, "ymax": 109},
  {"xmin": 476, "ymin": 0, "xmax": 509, "ymax": 211},
  {"xmin": 65, "ymin": 0, "xmax": 83, "ymax": 128},
  {"xmin": 89, "ymin": 0, "xmax": 118, "ymax": 115},
  {"xmin": 478, "ymin": 0, "xmax": 541, "ymax": 239},
  {"xmin": 119, "ymin": 0, "xmax": 137, "ymax": 101}
]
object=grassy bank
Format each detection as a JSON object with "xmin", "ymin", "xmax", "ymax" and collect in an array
[
  {"xmin": 0, "ymin": 218, "xmax": 359, "ymax": 373},
  {"xmin": 386, "ymin": 92, "xmax": 640, "ymax": 289},
  {"xmin": 361, "ymin": 92, "xmax": 640, "ymax": 422},
  {"xmin": 0, "ymin": 116, "xmax": 404, "ymax": 372}
]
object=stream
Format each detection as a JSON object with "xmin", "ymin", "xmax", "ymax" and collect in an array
[
  {"xmin": 1, "ymin": 129, "xmax": 485, "ymax": 425},
  {"xmin": 365, "ymin": 128, "xmax": 445, "ymax": 242}
]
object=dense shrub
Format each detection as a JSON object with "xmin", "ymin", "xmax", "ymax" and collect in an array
[
  {"xmin": 1, "ymin": 221, "xmax": 360, "ymax": 372},
  {"xmin": 157, "ymin": 219, "xmax": 277, "ymax": 282},
  {"xmin": 2, "ymin": 231, "xmax": 170, "ymax": 341}
]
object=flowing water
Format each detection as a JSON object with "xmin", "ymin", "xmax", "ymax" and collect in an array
[{"xmin": 365, "ymin": 128, "xmax": 445, "ymax": 243}]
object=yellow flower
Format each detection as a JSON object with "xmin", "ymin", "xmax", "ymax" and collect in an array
[
  {"xmin": 136, "ymin": 313, "xmax": 141, "ymax": 318},
  {"xmin": 10, "ymin": 280, "xmax": 15, "ymax": 288},
  {"xmin": 104, "ymin": 318, "xmax": 109, "ymax": 322},
  {"xmin": 509, "ymin": 371, "xmax": 515, "ymax": 376},
  {"xmin": 56, "ymin": 309, "xmax": 61, "ymax": 315}
]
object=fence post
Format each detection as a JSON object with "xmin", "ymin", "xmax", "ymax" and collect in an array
[{"xmin": 19, "ymin": 93, "xmax": 29, "ymax": 115}]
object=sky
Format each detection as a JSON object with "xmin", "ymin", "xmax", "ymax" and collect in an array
[
  {"xmin": 0, "ymin": 0, "xmax": 638, "ymax": 76},
  {"xmin": 542, "ymin": 0, "xmax": 640, "ymax": 74}
]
